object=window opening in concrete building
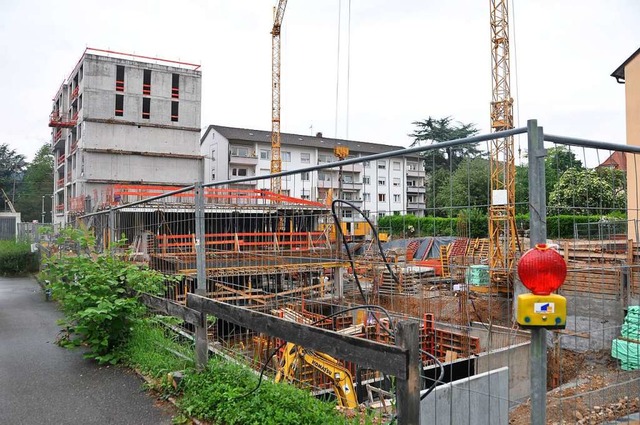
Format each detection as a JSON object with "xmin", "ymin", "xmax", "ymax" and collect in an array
[
  {"xmin": 282, "ymin": 151, "xmax": 291, "ymax": 162},
  {"xmin": 171, "ymin": 73, "xmax": 179, "ymax": 99},
  {"xmin": 232, "ymin": 168, "xmax": 248, "ymax": 177},
  {"xmin": 301, "ymin": 172, "xmax": 310, "ymax": 181},
  {"xmin": 171, "ymin": 101, "xmax": 179, "ymax": 122},
  {"xmin": 378, "ymin": 177, "xmax": 386, "ymax": 186},
  {"xmin": 116, "ymin": 65, "xmax": 125, "ymax": 92},
  {"xmin": 393, "ymin": 177, "xmax": 401, "ymax": 186},
  {"xmin": 393, "ymin": 161, "xmax": 401, "ymax": 170},
  {"xmin": 143, "ymin": 70, "xmax": 151, "ymax": 95},
  {"xmin": 394, "ymin": 194, "xmax": 401, "ymax": 203},
  {"xmin": 260, "ymin": 149, "xmax": 270, "ymax": 160},
  {"xmin": 378, "ymin": 160, "xmax": 386, "ymax": 169},
  {"xmin": 115, "ymin": 94, "xmax": 124, "ymax": 117},
  {"xmin": 300, "ymin": 152, "xmax": 310, "ymax": 163},
  {"xmin": 363, "ymin": 176, "xmax": 370, "ymax": 185},
  {"xmin": 142, "ymin": 98, "xmax": 150, "ymax": 119},
  {"xmin": 378, "ymin": 194, "xmax": 386, "ymax": 202}
]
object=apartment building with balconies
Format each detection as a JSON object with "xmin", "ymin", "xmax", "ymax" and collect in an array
[
  {"xmin": 200, "ymin": 125, "xmax": 427, "ymax": 224},
  {"xmin": 49, "ymin": 48, "xmax": 202, "ymax": 224}
]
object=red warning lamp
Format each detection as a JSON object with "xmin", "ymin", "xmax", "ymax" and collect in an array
[{"xmin": 518, "ymin": 243, "xmax": 567, "ymax": 295}]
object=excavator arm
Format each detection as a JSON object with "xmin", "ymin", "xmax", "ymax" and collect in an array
[{"xmin": 275, "ymin": 343, "xmax": 359, "ymax": 409}]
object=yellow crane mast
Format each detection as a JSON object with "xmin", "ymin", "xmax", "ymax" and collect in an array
[
  {"xmin": 270, "ymin": 0, "xmax": 288, "ymax": 195},
  {"xmin": 489, "ymin": 0, "xmax": 520, "ymax": 286}
]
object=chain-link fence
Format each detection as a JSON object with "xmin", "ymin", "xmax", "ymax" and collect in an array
[{"xmin": 45, "ymin": 121, "xmax": 640, "ymax": 424}]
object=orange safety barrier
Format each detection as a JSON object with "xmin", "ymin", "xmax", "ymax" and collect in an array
[
  {"xmin": 112, "ymin": 184, "xmax": 327, "ymax": 208},
  {"xmin": 115, "ymin": 80, "xmax": 124, "ymax": 91},
  {"xmin": 143, "ymin": 83, "xmax": 151, "ymax": 95}
]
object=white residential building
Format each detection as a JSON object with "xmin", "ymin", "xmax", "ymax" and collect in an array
[
  {"xmin": 200, "ymin": 125, "xmax": 426, "ymax": 223},
  {"xmin": 49, "ymin": 48, "xmax": 202, "ymax": 224}
]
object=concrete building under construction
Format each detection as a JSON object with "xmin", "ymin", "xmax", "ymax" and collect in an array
[{"xmin": 49, "ymin": 48, "xmax": 202, "ymax": 225}]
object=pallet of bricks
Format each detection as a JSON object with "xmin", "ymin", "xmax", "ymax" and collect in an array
[{"xmin": 420, "ymin": 313, "xmax": 481, "ymax": 363}]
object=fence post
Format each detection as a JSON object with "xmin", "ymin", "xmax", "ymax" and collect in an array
[
  {"xmin": 527, "ymin": 119, "xmax": 548, "ymax": 425},
  {"xmin": 194, "ymin": 182, "xmax": 208, "ymax": 370},
  {"xmin": 108, "ymin": 209, "xmax": 116, "ymax": 253},
  {"xmin": 396, "ymin": 320, "xmax": 420, "ymax": 425}
]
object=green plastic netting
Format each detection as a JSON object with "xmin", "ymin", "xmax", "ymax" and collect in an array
[{"xmin": 611, "ymin": 306, "xmax": 640, "ymax": 371}]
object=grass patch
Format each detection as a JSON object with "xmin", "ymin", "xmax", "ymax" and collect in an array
[
  {"xmin": 121, "ymin": 320, "xmax": 378, "ymax": 425},
  {"xmin": 119, "ymin": 318, "xmax": 194, "ymax": 379}
]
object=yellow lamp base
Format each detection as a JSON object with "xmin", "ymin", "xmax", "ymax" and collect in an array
[{"xmin": 516, "ymin": 293, "xmax": 566, "ymax": 329}]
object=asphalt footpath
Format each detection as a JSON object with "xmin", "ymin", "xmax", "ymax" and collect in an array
[{"xmin": 0, "ymin": 276, "xmax": 174, "ymax": 425}]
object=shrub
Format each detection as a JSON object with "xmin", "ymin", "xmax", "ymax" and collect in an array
[
  {"xmin": 0, "ymin": 240, "xmax": 38, "ymax": 275},
  {"xmin": 41, "ymin": 229, "xmax": 168, "ymax": 364}
]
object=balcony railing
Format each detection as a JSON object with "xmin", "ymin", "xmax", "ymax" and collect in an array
[
  {"xmin": 71, "ymin": 86, "xmax": 79, "ymax": 101},
  {"xmin": 56, "ymin": 178, "xmax": 64, "ymax": 188},
  {"xmin": 49, "ymin": 111, "xmax": 77, "ymax": 128},
  {"xmin": 57, "ymin": 154, "xmax": 66, "ymax": 166}
]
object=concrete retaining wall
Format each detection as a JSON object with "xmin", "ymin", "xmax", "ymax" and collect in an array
[{"xmin": 420, "ymin": 366, "xmax": 509, "ymax": 425}]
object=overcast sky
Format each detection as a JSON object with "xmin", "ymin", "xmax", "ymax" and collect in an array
[{"xmin": 1, "ymin": 0, "xmax": 638, "ymax": 166}]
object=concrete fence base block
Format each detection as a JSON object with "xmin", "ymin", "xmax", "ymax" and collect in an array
[{"xmin": 420, "ymin": 366, "xmax": 509, "ymax": 425}]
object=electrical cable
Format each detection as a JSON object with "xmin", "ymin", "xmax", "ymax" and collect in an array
[
  {"xmin": 330, "ymin": 198, "xmax": 444, "ymax": 422},
  {"xmin": 232, "ymin": 197, "xmax": 444, "ymax": 423}
]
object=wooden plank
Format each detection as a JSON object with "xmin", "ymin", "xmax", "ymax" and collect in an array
[
  {"xmin": 137, "ymin": 292, "xmax": 202, "ymax": 325},
  {"xmin": 187, "ymin": 293, "xmax": 408, "ymax": 378}
]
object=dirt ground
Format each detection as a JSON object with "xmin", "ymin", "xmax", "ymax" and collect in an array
[{"xmin": 510, "ymin": 349, "xmax": 640, "ymax": 425}]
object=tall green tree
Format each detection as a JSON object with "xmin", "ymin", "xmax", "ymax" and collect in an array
[
  {"xmin": 545, "ymin": 146, "xmax": 583, "ymax": 199},
  {"xmin": 409, "ymin": 116, "xmax": 482, "ymax": 171},
  {"xmin": 515, "ymin": 164, "xmax": 529, "ymax": 215},
  {"xmin": 0, "ymin": 144, "xmax": 27, "ymax": 210},
  {"xmin": 435, "ymin": 157, "xmax": 490, "ymax": 210},
  {"xmin": 410, "ymin": 117, "xmax": 482, "ymax": 216},
  {"xmin": 14, "ymin": 144, "xmax": 53, "ymax": 221}
]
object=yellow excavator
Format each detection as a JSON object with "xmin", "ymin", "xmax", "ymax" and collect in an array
[{"xmin": 275, "ymin": 343, "xmax": 359, "ymax": 409}]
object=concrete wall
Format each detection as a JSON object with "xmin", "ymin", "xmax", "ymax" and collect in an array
[
  {"xmin": 476, "ymin": 341, "xmax": 530, "ymax": 403},
  {"xmin": 83, "ymin": 122, "xmax": 199, "ymax": 156},
  {"xmin": 82, "ymin": 54, "xmax": 201, "ymax": 127},
  {"xmin": 562, "ymin": 294, "xmax": 626, "ymax": 351},
  {"xmin": 83, "ymin": 151, "xmax": 201, "ymax": 185},
  {"xmin": 420, "ymin": 367, "xmax": 509, "ymax": 425}
]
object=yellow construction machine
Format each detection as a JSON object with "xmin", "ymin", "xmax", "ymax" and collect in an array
[{"xmin": 275, "ymin": 343, "xmax": 359, "ymax": 409}]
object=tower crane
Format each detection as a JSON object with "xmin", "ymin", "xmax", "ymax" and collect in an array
[
  {"xmin": 488, "ymin": 0, "xmax": 520, "ymax": 286},
  {"xmin": 270, "ymin": 0, "xmax": 288, "ymax": 195}
]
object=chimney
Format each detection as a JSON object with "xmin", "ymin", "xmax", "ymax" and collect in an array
[{"xmin": 316, "ymin": 132, "xmax": 323, "ymax": 138}]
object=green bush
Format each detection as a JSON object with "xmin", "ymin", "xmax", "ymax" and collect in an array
[
  {"xmin": 379, "ymin": 213, "xmax": 626, "ymax": 240},
  {"xmin": 0, "ymin": 240, "xmax": 38, "ymax": 275},
  {"xmin": 41, "ymin": 229, "xmax": 168, "ymax": 364}
]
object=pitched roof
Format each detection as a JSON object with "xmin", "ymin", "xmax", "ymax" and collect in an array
[
  {"xmin": 611, "ymin": 47, "xmax": 640, "ymax": 83},
  {"xmin": 597, "ymin": 151, "xmax": 627, "ymax": 171},
  {"xmin": 201, "ymin": 125, "xmax": 419, "ymax": 159}
]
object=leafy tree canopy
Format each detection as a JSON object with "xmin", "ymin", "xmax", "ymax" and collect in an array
[
  {"xmin": 409, "ymin": 116, "xmax": 482, "ymax": 171},
  {"xmin": 14, "ymin": 144, "xmax": 54, "ymax": 221},
  {"xmin": 0, "ymin": 143, "xmax": 27, "ymax": 210},
  {"xmin": 549, "ymin": 168, "xmax": 626, "ymax": 216}
]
